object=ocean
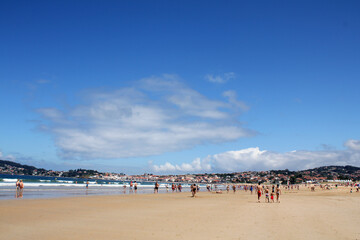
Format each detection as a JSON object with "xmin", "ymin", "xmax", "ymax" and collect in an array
[{"xmin": 0, "ymin": 174, "xmax": 216, "ymax": 200}]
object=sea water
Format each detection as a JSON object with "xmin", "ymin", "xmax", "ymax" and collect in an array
[{"xmin": 0, "ymin": 174, "xmax": 217, "ymax": 200}]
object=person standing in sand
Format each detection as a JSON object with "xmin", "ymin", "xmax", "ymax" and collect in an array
[
  {"xmin": 257, "ymin": 183, "xmax": 262, "ymax": 203},
  {"xmin": 191, "ymin": 184, "xmax": 197, "ymax": 197},
  {"xmin": 265, "ymin": 187, "xmax": 270, "ymax": 203},
  {"xmin": 16, "ymin": 179, "xmax": 20, "ymax": 191},
  {"xmin": 134, "ymin": 181, "xmax": 138, "ymax": 193},
  {"xmin": 18, "ymin": 180, "xmax": 24, "ymax": 198},
  {"xmin": 129, "ymin": 181, "xmax": 133, "ymax": 193},
  {"xmin": 226, "ymin": 185, "xmax": 230, "ymax": 193},
  {"xmin": 154, "ymin": 181, "xmax": 159, "ymax": 194},
  {"xmin": 232, "ymin": 185, "xmax": 236, "ymax": 193},
  {"xmin": 86, "ymin": 180, "xmax": 89, "ymax": 189},
  {"xmin": 276, "ymin": 184, "xmax": 281, "ymax": 203}
]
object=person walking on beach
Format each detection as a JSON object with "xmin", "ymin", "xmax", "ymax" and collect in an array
[
  {"xmin": 191, "ymin": 184, "xmax": 197, "ymax": 197},
  {"xmin": 265, "ymin": 187, "xmax": 270, "ymax": 203},
  {"xmin": 154, "ymin": 181, "xmax": 159, "ymax": 194},
  {"xmin": 16, "ymin": 179, "xmax": 20, "ymax": 190},
  {"xmin": 123, "ymin": 183, "xmax": 126, "ymax": 193},
  {"xmin": 178, "ymin": 183, "xmax": 182, "ymax": 192},
  {"xmin": 17, "ymin": 180, "xmax": 24, "ymax": 198},
  {"xmin": 226, "ymin": 185, "xmax": 230, "ymax": 193},
  {"xmin": 232, "ymin": 185, "xmax": 236, "ymax": 193},
  {"xmin": 130, "ymin": 181, "xmax": 133, "ymax": 193},
  {"xmin": 86, "ymin": 180, "xmax": 89, "ymax": 189},
  {"xmin": 134, "ymin": 181, "xmax": 138, "ymax": 193},
  {"xmin": 276, "ymin": 184, "xmax": 281, "ymax": 203},
  {"xmin": 172, "ymin": 183, "xmax": 175, "ymax": 192},
  {"xmin": 257, "ymin": 183, "xmax": 262, "ymax": 203}
]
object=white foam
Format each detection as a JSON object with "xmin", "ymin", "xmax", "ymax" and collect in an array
[{"xmin": 1, "ymin": 178, "xmax": 18, "ymax": 182}]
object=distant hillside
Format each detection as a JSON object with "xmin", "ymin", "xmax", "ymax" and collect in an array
[
  {"xmin": 0, "ymin": 159, "xmax": 46, "ymax": 175},
  {"xmin": 0, "ymin": 159, "xmax": 100, "ymax": 178},
  {"xmin": 304, "ymin": 165, "xmax": 360, "ymax": 174},
  {"xmin": 1, "ymin": 159, "xmax": 359, "ymax": 182},
  {"xmin": 270, "ymin": 165, "xmax": 360, "ymax": 175}
]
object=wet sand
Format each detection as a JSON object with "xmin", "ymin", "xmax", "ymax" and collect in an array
[{"xmin": 0, "ymin": 186, "xmax": 359, "ymax": 240}]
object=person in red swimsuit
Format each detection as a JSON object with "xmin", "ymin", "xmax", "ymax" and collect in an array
[{"xmin": 257, "ymin": 182, "xmax": 262, "ymax": 203}]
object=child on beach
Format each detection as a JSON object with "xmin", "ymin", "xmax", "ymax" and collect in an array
[
  {"xmin": 265, "ymin": 188, "xmax": 269, "ymax": 203},
  {"xmin": 270, "ymin": 191, "xmax": 274, "ymax": 203}
]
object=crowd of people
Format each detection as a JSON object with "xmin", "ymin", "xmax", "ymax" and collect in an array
[{"xmin": 14, "ymin": 178, "xmax": 359, "ymax": 201}]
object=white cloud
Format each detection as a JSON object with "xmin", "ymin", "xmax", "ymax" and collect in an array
[
  {"xmin": 344, "ymin": 139, "xmax": 360, "ymax": 151},
  {"xmin": 205, "ymin": 72, "xmax": 236, "ymax": 84},
  {"xmin": 0, "ymin": 151, "xmax": 16, "ymax": 161},
  {"xmin": 150, "ymin": 140, "xmax": 360, "ymax": 173},
  {"xmin": 36, "ymin": 75, "xmax": 253, "ymax": 160},
  {"xmin": 37, "ymin": 108, "xmax": 64, "ymax": 121},
  {"xmin": 152, "ymin": 158, "xmax": 212, "ymax": 173},
  {"xmin": 223, "ymin": 90, "xmax": 249, "ymax": 111}
]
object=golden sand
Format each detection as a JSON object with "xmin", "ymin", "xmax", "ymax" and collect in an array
[{"xmin": 0, "ymin": 186, "xmax": 359, "ymax": 240}]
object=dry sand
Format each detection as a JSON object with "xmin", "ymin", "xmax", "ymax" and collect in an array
[{"xmin": 0, "ymin": 186, "xmax": 359, "ymax": 240}]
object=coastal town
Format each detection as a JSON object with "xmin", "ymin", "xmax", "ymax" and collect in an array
[{"xmin": 1, "ymin": 159, "xmax": 359, "ymax": 184}]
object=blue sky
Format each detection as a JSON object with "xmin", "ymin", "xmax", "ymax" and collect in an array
[{"xmin": 1, "ymin": 0, "xmax": 360, "ymax": 174}]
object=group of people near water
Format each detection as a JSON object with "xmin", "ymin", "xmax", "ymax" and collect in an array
[
  {"xmin": 15, "ymin": 179, "xmax": 24, "ymax": 198},
  {"xmin": 205, "ymin": 183, "xmax": 282, "ymax": 203},
  {"xmin": 255, "ymin": 183, "xmax": 282, "ymax": 203},
  {"xmin": 122, "ymin": 181, "xmax": 139, "ymax": 193},
  {"xmin": 118, "ymin": 181, "xmax": 198, "ymax": 196}
]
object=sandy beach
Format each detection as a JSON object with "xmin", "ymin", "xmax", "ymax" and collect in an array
[{"xmin": 0, "ymin": 186, "xmax": 359, "ymax": 240}]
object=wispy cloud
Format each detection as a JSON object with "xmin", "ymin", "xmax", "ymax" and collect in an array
[
  {"xmin": 344, "ymin": 139, "xmax": 360, "ymax": 151},
  {"xmin": 150, "ymin": 139, "xmax": 360, "ymax": 173},
  {"xmin": 205, "ymin": 72, "xmax": 236, "ymax": 84},
  {"xmin": 36, "ymin": 75, "xmax": 253, "ymax": 160},
  {"xmin": 0, "ymin": 151, "xmax": 16, "ymax": 161},
  {"xmin": 151, "ymin": 158, "xmax": 212, "ymax": 173},
  {"xmin": 223, "ymin": 90, "xmax": 249, "ymax": 111}
]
